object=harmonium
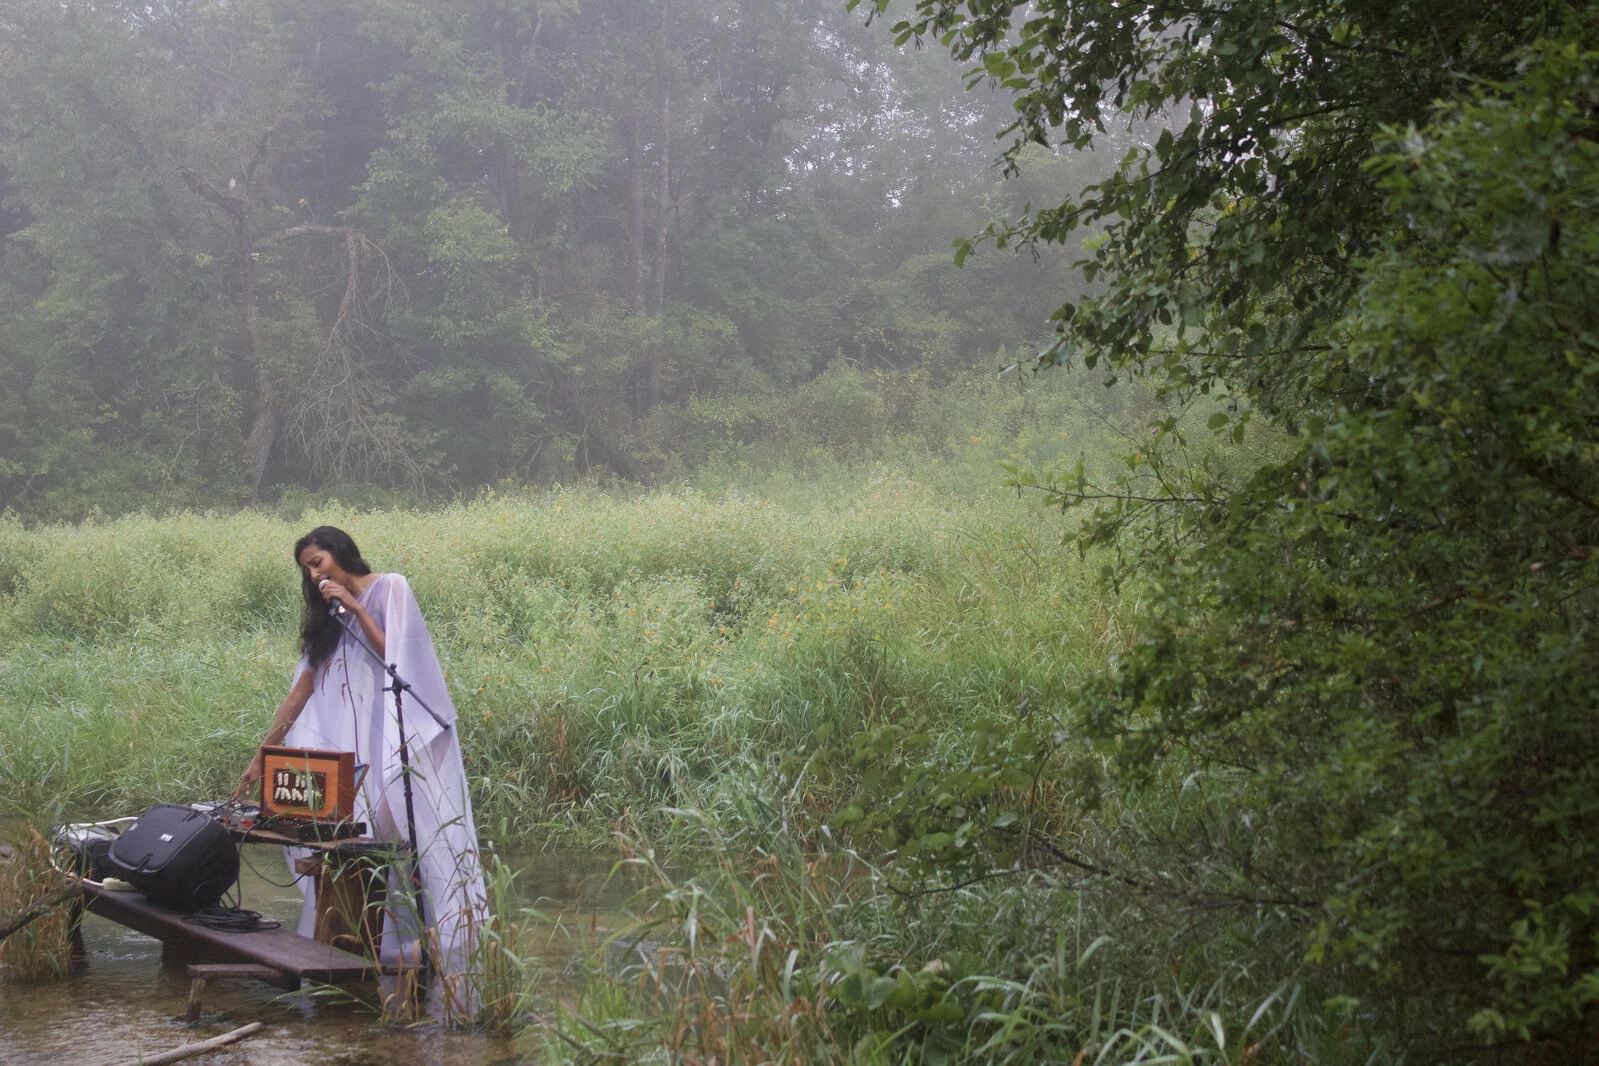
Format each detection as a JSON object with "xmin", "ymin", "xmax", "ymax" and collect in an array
[{"xmin": 258, "ymin": 746, "xmax": 367, "ymax": 841}]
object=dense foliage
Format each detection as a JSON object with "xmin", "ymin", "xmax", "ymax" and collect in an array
[
  {"xmin": 847, "ymin": 0, "xmax": 1599, "ymax": 1053},
  {"xmin": 7, "ymin": 0, "xmax": 1599, "ymax": 1059},
  {"xmin": 0, "ymin": 0, "xmax": 1106, "ymax": 518}
]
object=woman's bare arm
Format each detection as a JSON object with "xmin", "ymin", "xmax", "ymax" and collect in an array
[{"xmin": 233, "ymin": 670, "xmax": 316, "ymax": 797}]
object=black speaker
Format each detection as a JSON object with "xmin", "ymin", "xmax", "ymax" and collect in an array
[{"xmin": 107, "ymin": 804, "xmax": 239, "ymax": 911}]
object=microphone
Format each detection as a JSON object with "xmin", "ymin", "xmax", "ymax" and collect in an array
[{"xmin": 318, "ymin": 578, "xmax": 348, "ymax": 616}]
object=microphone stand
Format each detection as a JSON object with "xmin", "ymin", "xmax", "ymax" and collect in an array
[{"xmin": 328, "ymin": 600, "xmax": 451, "ymax": 981}]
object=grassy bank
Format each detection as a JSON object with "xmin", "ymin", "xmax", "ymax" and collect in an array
[
  {"xmin": 0, "ymin": 476, "xmax": 1102, "ymax": 846},
  {"xmin": 0, "ymin": 477, "xmax": 1410, "ymax": 1062}
]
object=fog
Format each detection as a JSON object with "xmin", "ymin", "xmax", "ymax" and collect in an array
[{"xmin": 0, "ymin": 0, "xmax": 1119, "ymax": 520}]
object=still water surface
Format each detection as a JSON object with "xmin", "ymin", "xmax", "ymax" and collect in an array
[{"xmin": 0, "ymin": 848, "xmax": 629, "ymax": 1065}]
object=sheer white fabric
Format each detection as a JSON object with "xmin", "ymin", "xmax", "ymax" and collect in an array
[{"xmin": 281, "ymin": 573, "xmax": 486, "ymax": 975}]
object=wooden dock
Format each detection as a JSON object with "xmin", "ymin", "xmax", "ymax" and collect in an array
[{"xmin": 80, "ymin": 881, "xmax": 382, "ymax": 989}]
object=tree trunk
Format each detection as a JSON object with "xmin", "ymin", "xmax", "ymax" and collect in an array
[
  {"xmin": 176, "ymin": 162, "xmax": 275, "ymax": 501},
  {"xmin": 238, "ymin": 221, "xmax": 276, "ymax": 500},
  {"xmin": 625, "ymin": 1, "xmax": 651, "ymax": 417},
  {"xmin": 493, "ymin": 14, "xmax": 536, "ymax": 247},
  {"xmin": 244, "ymin": 405, "xmax": 277, "ymax": 497},
  {"xmin": 496, "ymin": 145, "xmax": 528, "ymax": 242},
  {"xmin": 628, "ymin": 95, "xmax": 648, "ymax": 319},
  {"xmin": 645, "ymin": 73, "xmax": 671, "ymax": 414}
]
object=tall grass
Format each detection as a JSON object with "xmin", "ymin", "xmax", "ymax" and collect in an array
[
  {"xmin": 545, "ymin": 768, "xmax": 1395, "ymax": 1066},
  {"xmin": 0, "ymin": 824, "xmax": 75, "ymax": 982},
  {"xmin": 0, "ymin": 443, "xmax": 1402, "ymax": 1057},
  {"xmin": 0, "ymin": 475, "xmax": 1097, "ymax": 848}
]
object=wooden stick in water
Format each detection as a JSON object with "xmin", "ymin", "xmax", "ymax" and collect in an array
[
  {"xmin": 0, "ymin": 881, "xmax": 85, "ymax": 943},
  {"xmin": 110, "ymin": 1022, "xmax": 265, "ymax": 1066}
]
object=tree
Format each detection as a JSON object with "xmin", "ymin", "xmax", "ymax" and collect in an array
[
  {"xmin": 0, "ymin": 0, "xmax": 412, "ymax": 507},
  {"xmin": 858, "ymin": 0, "xmax": 1552, "ymax": 414},
  {"xmin": 350, "ymin": 0, "xmax": 607, "ymax": 482},
  {"xmin": 854, "ymin": 0, "xmax": 1599, "ymax": 1049},
  {"xmin": 1, "ymin": 0, "xmax": 1101, "ymax": 514}
]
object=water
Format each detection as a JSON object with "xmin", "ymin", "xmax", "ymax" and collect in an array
[{"xmin": 0, "ymin": 847, "xmax": 630, "ymax": 1065}]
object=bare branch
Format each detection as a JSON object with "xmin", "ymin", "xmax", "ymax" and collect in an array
[{"xmin": 255, "ymin": 225, "xmax": 419, "ymax": 489}]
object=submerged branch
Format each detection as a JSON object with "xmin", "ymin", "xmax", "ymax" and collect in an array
[
  {"xmin": 108, "ymin": 1022, "xmax": 264, "ymax": 1066},
  {"xmin": 0, "ymin": 880, "xmax": 84, "ymax": 943}
]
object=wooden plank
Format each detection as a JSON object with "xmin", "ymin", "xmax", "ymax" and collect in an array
[
  {"xmin": 185, "ymin": 974, "xmax": 205, "ymax": 1023},
  {"xmin": 227, "ymin": 826, "xmax": 393, "ymax": 853},
  {"xmin": 81, "ymin": 881, "xmax": 378, "ymax": 984},
  {"xmin": 186, "ymin": 962, "xmax": 293, "ymax": 983}
]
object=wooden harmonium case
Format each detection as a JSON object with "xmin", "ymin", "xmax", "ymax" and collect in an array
[{"xmin": 259, "ymin": 746, "xmax": 359, "ymax": 823}]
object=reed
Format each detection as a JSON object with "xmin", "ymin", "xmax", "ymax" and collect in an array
[
  {"xmin": 0, "ymin": 825, "xmax": 76, "ymax": 982},
  {"xmin": 0, "ymin": 473, "xmax": 1400, "ymax": 1056},
  {"xmin": 313, "ymin": 851, "xmax": 556, "ymax": 1032},
  {"xmin": 542, "ymin": 770, "xmax": 1396, "ymax": 1066},
  {"xmin": 469, "ymin": 855, "xmax": 549, "ymax": 1034},
  {"xmin": 0, "ymin": 477, "xmax": 1093, "ymax": 850}
]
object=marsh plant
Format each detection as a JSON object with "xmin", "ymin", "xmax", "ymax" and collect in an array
[
  {"xmin": 300, "ymin": 850, "xmax": 548, "ymax": 1032},
  {"xmin": 546, "ymin": 771, "xmax": 1389, "ymax": 1066},
  {"xmin": 0, "ymin": 478, "xmax": 1097, "ymax": 848},
  {"xmin": 468, "ymin": 854, "xmax": 549, "ymax": 1034},
  {"xmin": 0, "ymin": 825, "xmax": 76, "ymax": 983}
]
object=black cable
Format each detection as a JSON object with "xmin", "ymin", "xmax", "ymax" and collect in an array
[
  {"xmin": 204, "ymin": 799, "xmax": 302, "ymax": 887},
  {"xmin": 239, "ymin": 832, "xmax": 304, "ymax": 890},
  {"xmin": 197, "ymin": 801, "xmax": 302, "ymax": 929},
  {"xmin": 183, "ymin": 906, "xmax": 280, "ymax": 933}
]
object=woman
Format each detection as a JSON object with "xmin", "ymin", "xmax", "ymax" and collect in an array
[{"xmin": 237, "ymin": 526, "xmax": 484, "ymax": 977}]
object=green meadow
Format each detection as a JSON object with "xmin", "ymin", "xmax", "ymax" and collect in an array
[
  {"xmin": 0, "ymin": 476, "xmax": 1102, "ymax": 844},
  {"xmin": 0, "ymin": 474, "xmax": 1382, "ymax": 1063}
]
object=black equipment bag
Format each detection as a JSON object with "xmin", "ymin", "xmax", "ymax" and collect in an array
[
  {"xmin": 51, "ymin": 824, "xmax": 117, "ymax": 880},
  {"xmin": 107, "ymin": 804, "xmax": 239, "ymax": 911}
]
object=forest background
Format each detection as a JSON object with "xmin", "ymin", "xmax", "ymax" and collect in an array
[
  {"xmin": 0, "ymin": 0, "xmax": 1114, "ymax": 518},
  {"xmin": 4, "ymin": 0, "xmax": 1599, "ymax": 1063}
]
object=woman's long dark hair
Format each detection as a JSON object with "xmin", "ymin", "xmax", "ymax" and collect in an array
[{"xmin": 295, "ymin": 526, "xmax": 373, "ymax": 670}]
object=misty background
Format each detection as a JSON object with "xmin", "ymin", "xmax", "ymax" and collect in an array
[{"xmin": 0, "ymin": 0, "xmax": 1132, "ymax": 520}]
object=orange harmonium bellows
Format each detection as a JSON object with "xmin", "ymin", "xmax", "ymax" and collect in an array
[{"xmin": 260, "ymin": 747, "xmax": 357, "ymax": 821}]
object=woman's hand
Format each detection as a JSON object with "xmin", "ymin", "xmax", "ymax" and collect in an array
[
  {"xmin": 317, "ymin": 577, "xmax": 357, "ymax": 614},
  {"xmin": 233, "ymin": 748, "xmax": 264, "ymax": 800},
  {"xmin": 245, "ymin": 673, "xmax": 316, "ymax": 795}
]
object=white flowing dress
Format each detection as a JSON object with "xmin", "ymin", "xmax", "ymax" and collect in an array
[{"xmin": 281, "ymin": 573, "xmax": 486, "ymax": 974}]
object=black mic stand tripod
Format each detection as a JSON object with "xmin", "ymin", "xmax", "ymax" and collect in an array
[{"xmin": 327, "ymin": 597, "xmax": 453, "ymax": 981}]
